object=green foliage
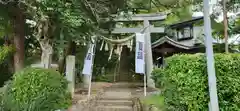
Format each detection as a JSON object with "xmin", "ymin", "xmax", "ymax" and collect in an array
[
  {"xmin": 141, "ymin": 94, "xmax": 165, "ymax": 110},
  {"xmin": 0, "ymin": 91, "xmax": 4, "ymax": 109},
  {"xmin": 94, "ymin": 74, "xmax": 111, "ymax": 82},
  {"xmin": 232, "ymin": 18, "xmax": 240, "ymax": 34},
  {"xmin": 152, "ymin": 54, "xmax": 240, "ymax": 111},
  {"xmin": 0, "ymin": 63, "xmax": 12, "ymax": 87},
  {"xmin": 92, "ymin": 49, "xmax": 118, "ymax": 82},
  {"xmin": 164, "ymin": 6, "xmax": 193, "ymax": 25},
  {"xmin": 2, "ymin": 68, "xmax": 71, "ymax": 111},
  {"xmin": 0, "ymin": 5, "xmax": 12, "ymax": 37},
  {"xmin": 0, "ymin": 46, "xmax": 14, "ymax": 87},
  {"xmin": 0, "ymin": 46, "xmax": 14, "ymax": 64}
]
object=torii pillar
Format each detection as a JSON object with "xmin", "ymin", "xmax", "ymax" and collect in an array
[{"xmin": 144, "ymin": 19, "xmax": 155, "ymax": 88}]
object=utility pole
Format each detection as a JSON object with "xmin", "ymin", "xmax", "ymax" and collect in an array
[
  {"xmin": 223, "ymin": 0, "xmax": 229, "ymax": 53},
  {"xmin": 203, "ymin": 0, "xmax": 219, "ymax": 111}
]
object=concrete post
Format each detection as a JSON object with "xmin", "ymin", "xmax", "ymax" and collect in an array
[
  {"xmin": 66, "ymin": 55, "xmax": 75, "ymax": 98},
  {"xmin": 143, "ymin": 20, "xmax": 155, "ymax": 88},
  {"xmin": 203, "ymin": 0, "xmax": 219, "ymax": 110}
]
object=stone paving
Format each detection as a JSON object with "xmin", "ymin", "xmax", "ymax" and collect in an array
[
  {"xmin": 96, "ymin": 85, "xmax": 133, "ymax": 111},
  {"xmin": 69, "ymin": 82, "xmax": 159, "ymax": 111}
]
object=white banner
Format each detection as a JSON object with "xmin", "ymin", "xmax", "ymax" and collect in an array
[
  {"xmin": 82, "ymin": 43, "xmax": 95, "ymax": 75},
  {"xmin": 135, "ymin": 33, "xmax": 145, "ymax": 74}
]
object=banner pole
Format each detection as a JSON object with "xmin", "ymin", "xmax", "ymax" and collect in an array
[
  {"xmin": 144, "ymin": 73, "xmax": 147, "ymax": 96},
  {"xmin": 135, "ymin": 33, "xmax": 146, "ymax": 96},
  {"xmin": 88, "ymin": 74, "xmax": 92, "ymax": 98},
  {"xmin": 87, "ymin": 36, "xmax": 98, "ymax": 99}
]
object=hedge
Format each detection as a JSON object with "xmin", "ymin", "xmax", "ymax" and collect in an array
[
  {"xmin": 1, "ymin": 68, "xmax": 71, "ymax": 111},
  {"xmin": 0, "ymin": 46, "xmax": 14, "ymax": 87},
  {"xmin": 152, "ymin": 53, "xmax": 240, "ymax": 111}
]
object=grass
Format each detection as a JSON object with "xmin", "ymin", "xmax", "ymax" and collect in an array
[{"xmin": 141, "ymin": 94, "xmax": 165, "ymax": 110}]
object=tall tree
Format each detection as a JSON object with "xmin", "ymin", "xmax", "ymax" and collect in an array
[
  {"xmin": 214, "ymin": 0, "xmax": 240, "ymax": 52},
  {"xmin": 0, "ymin": 2, "xmax": 25, "ymax": 72},
  {"xmin": 223, "ymin": 0, "xmax": 229, "ymax": 53},
  {"xmin": 11, "ymin": 5, "xmax": 25, "ymax": 71}
]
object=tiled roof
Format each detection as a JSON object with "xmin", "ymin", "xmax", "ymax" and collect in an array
[{"xmin": 151, "ymin": 36, "xmax": 195, "ymax": 49}]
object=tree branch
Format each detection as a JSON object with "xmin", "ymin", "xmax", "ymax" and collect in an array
[
  {"xmin": 151, "ymin": 0, "xmax": 161, "ymax": 12},
  {"xmin": 0, "ymin": 0, "xmax": 15, "ymax": 5}
]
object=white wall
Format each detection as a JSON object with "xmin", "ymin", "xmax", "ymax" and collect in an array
[
  {"xmin": 193, "ymin": 26, "xmax": 204, "ymax": 39},
  {"xmin": 173, "ymin": 26, "xmax": 204, "ymax": 46}
]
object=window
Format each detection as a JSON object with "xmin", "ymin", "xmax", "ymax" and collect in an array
[
  {"xmin": 183, "ymin": 27, "xmax": 191, "ymax": 38},
  {"xmin": 176, "ymin": 26, "xmax": 193, "ymax": 41}
]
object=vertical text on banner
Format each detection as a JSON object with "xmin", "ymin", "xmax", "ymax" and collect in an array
[
  {"xmin": 135, "ymin": 33, "xmax": 145, "ymax": 74},
  {"xmin": 82, "ymin": 43, "xmax": 95, "ymax": 75}
]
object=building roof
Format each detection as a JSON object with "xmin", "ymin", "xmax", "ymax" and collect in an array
[
  {"xmin": 168, "ymin": 16, "xmax": 204, "ymax": 28},
  {"xmin": 151, "ymin": 36, "xmax": 201, "ymax": 50}
]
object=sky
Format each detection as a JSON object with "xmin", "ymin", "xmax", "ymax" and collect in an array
[{"xmin": 192, "ymin": 0, "xmax": 240, "ymax": 44}]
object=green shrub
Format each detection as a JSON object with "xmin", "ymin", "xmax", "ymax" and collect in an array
[
  {"xmin": 0, "ymin": 46, "xmax": 14, "ymax": 63},
  {"xmin": 0, "ymin": 62, "xmax": 12, "ymax": 87},
  {"xmin": 0, "ymin": 92, "xmax": 4, "ymax": 111},
  {"xmin": 152, "ymin": 53, "xmax": 240, "ymax": 111},
  {"xmin": 141, "ymin": 94, "xmax": 165, "ymax": 110},
  {"xmin": 0, "ymin": 45, "xmax": 14, "ymax": 87},
  {"xmin": 3, "ymin": 68, "xmax": 71, "ymax": 111}
]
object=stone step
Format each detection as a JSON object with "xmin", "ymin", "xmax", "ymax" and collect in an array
[
  {"xmin": 101, "ymin": 91, "xmax": 132, "ymax": 100},
  {"xmin": 100, "ymin": 98, "xmax": 132, "ymax": 101},
  {"xmin": 97, "ymin": 105, "xmax": 133, "ymax": 111},
  {"xmin": 98, "ymin": 99, "xmax": 133, "ymax": 106}
]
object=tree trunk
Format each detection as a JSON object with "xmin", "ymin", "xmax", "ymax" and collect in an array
[
  {"xmin": 58, "ymin": 54, "xmax": 65, "ymax": 73},
  {"xmin": 223, "ymin": 0, "xmax": 229, "ymax": 53},
  {"xmin": 12, "ymin": 7, "xmax": 25, "ymax": 72},
  {"xmin": 3, "ymin": 36, "xmax": 14, "ymax": 73},
  {"xmin": 58, "ymin": 41, "xmax": 76, "ymax": 73},
  {"xmin": 67, "ymin": 41, "xmax": 76, "ymax": 55}
]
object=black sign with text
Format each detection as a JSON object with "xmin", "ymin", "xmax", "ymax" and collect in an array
[
  {"xmin": 137, "ymin": 42, "xmax": 144, "ymax": 60},
  {"xmin": 138, "ymin": 42, "xmax": 143, "ymax": 51},
  {"xmin": 137, "ymin": 52, "xmax": 143, "ymax": 59},
  {"xmin": 86, "ymin": 53, "xmax": 91, "ymax": 60}
]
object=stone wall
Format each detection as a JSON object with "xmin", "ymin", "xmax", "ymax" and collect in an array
[{"xmin": 132, "ymin": 97, "xmax": 142, "ymax": 111}]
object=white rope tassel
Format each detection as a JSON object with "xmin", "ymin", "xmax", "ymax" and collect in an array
[
  {"xmin": 83, "ymin": 36, "xmax": 86, "ymax": 46},
  {"xmin": 115, "ymin": 45, "xmax": 120, "ymax": 54},
  {"xmin": 118, "ymin": 45, "xmax": 123, "ymax": 61},
  {"xmin": 104, "ymin": 42, "xmax": 109, "ymax": 51},
  {"xmin": 100, "ymin": 40, "xmax": 104, "ymax": 51},
  {"xmin": 108, "ymin": 46, "xmax": 114, "ymax": 61}
]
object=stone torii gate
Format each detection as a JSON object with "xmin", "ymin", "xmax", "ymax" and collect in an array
[{"xmin": 108, "ymin": 12, "xmax": 167, "ymax": 88}]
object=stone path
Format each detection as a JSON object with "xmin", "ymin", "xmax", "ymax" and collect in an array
[
  {"xmin": 96, "ymin": 85, "xmax": 133, "ymax": 111},
  {"xmin": 69, "ymin": 82, "xmax": 159, "ymax": 111}
]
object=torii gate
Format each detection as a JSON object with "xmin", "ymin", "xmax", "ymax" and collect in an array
[{"xmin": 108, "ymin": 12, "xmax": 167, "ymax": 88}]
